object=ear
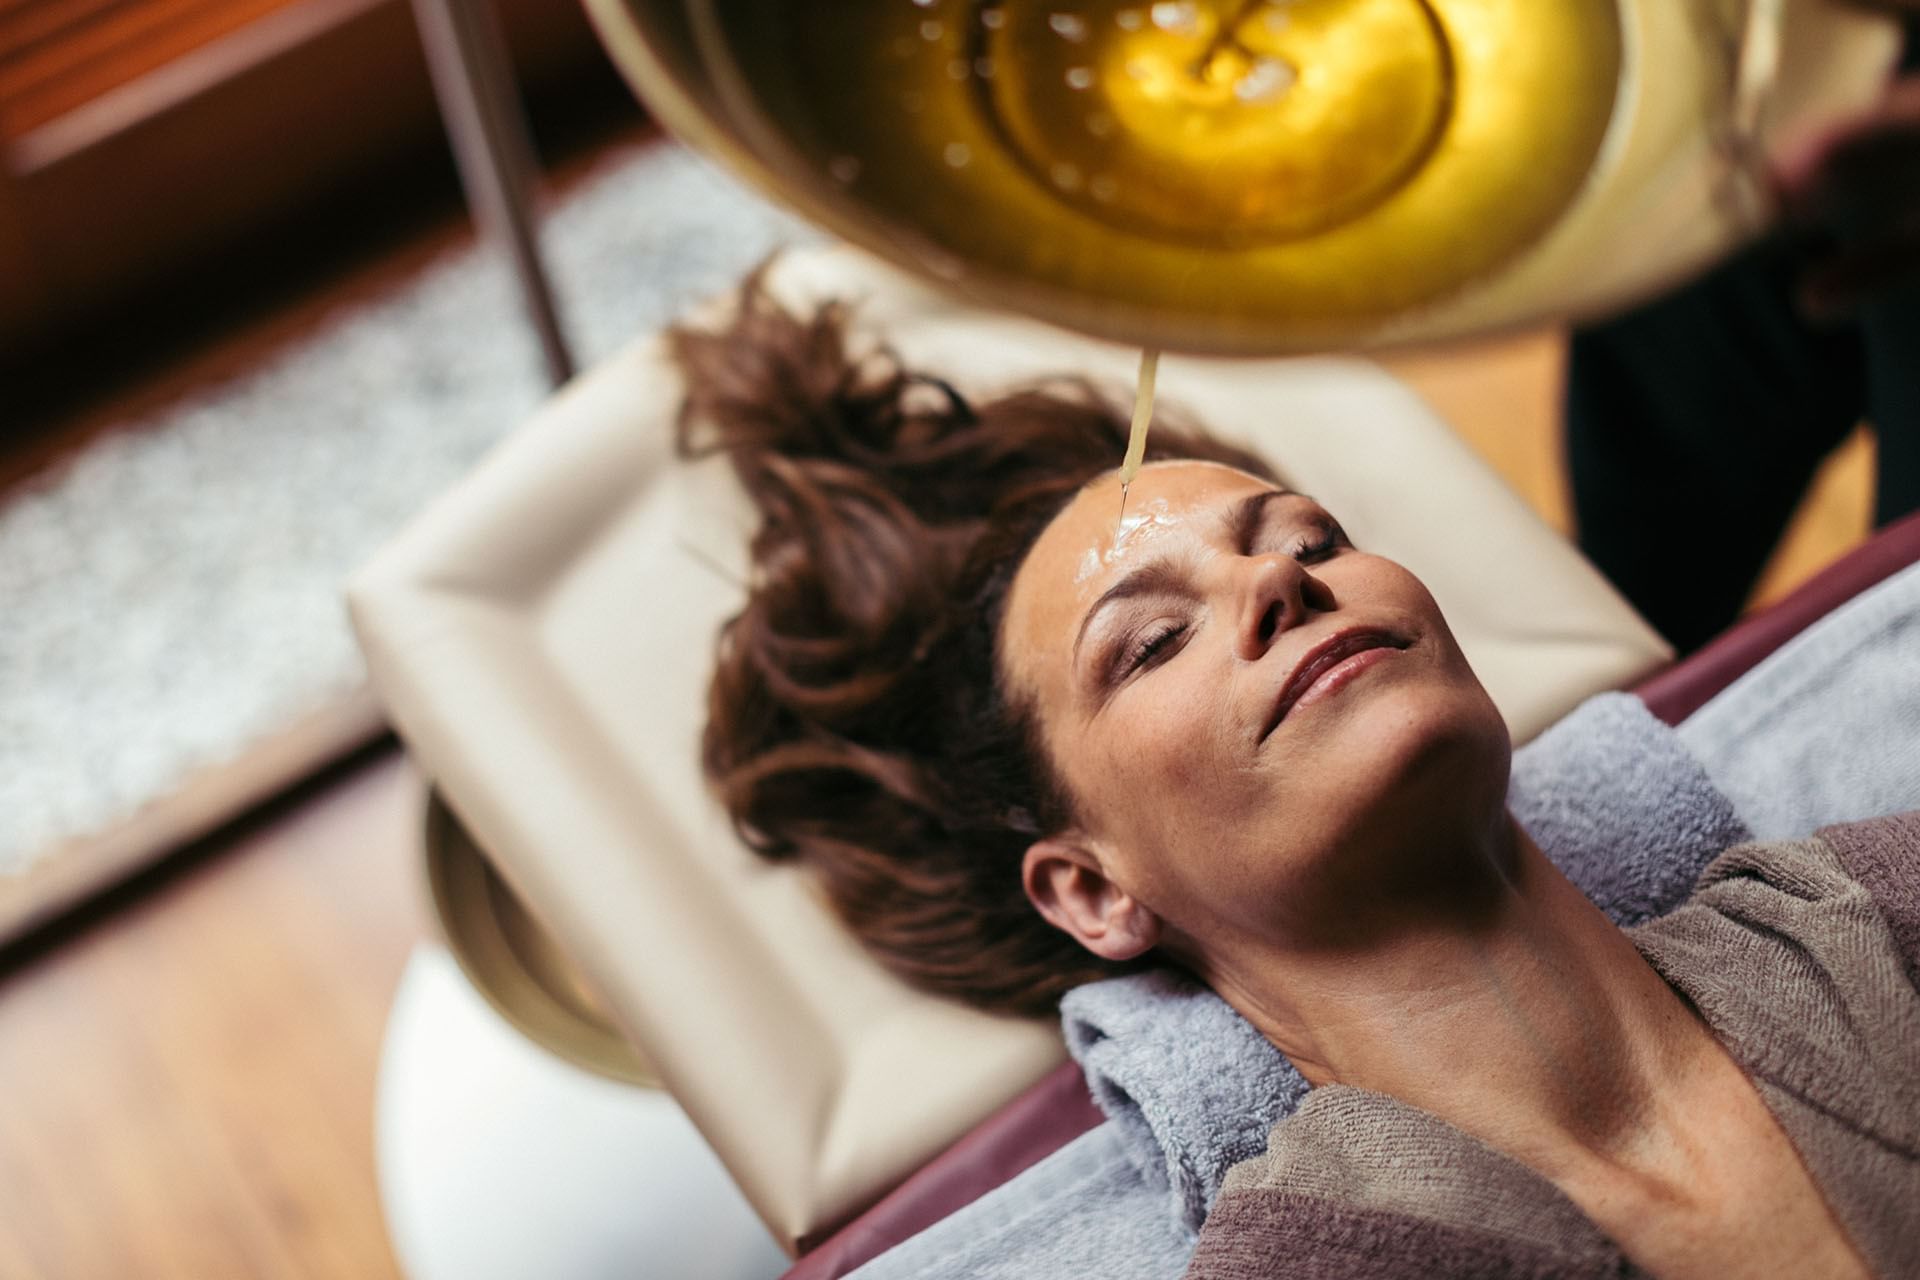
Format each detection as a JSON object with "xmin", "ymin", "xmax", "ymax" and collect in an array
[{"xmin": 1021, "ymin": 838, "xmax": 1162, "ymax": 962}]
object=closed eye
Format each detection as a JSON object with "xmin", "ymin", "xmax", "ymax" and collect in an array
[
  {"xmin": 1239, "ymin": 492, "xmax": 1349, "ymax": 564},
  {"xmin": 1117, "ymin": 620, "xmax": 1187, "ymax": 679},
  {"xmin": 1288, "ymin": 518, "xmax": 1346, "ymax": 562}
]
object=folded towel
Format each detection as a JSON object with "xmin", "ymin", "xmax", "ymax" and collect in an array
[
  {"xmin": 1061, "ymin": 968, "xmax": 1306, "ymax": 1240},
  {"xmin": 1060, "ymin": 691, "xmax": 1750, "ymax": 1237},
  {"xmin": 1507, "ymin": 691, "xmax": 1752, "ymax": 927}
]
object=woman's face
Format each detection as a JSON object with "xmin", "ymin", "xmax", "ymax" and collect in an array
[{"xmin": 1001, "ymin": 461, "xmax": 1511, "ymax": 965}]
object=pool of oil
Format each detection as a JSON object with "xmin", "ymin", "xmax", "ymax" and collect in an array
[{"xmin": 701, "ymin": 0, "xmax": 1624, "ymax": 350}]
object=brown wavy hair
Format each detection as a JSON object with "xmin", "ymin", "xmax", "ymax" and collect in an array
[{"xmin": 670, "ymin": 267, "xmax": 1275, "ymax": 1017}]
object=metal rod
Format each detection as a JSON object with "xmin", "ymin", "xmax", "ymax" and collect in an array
[{"xmin": 410, "ymin": 0, "xmax": 576, "ymax": 387}]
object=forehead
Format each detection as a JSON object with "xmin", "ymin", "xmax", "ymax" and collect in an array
[{"xmin": 1002, "ymin": 460, "xmax": 1274, "ymax": 695}]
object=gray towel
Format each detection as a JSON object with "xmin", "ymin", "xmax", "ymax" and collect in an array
[
  {"xmin": 1062, "ymin": 968, "xmax": 1307, "ymax": 1239},
  {"xmin": 1676, "ymin": 559, "xmax": 1920, "ymax": 841},
  {"xmin": 1060, "ymin": 692, "xmax": 1751, "ymax": 1237},
  {"xmin": 1506, "ymin": 692, "xmax": 1753, "ymax": 927}
]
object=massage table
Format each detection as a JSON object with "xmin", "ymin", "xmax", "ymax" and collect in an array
[{"xmin": 347, "ymin": 244, "xmax": 1920, "ymax": 1277}]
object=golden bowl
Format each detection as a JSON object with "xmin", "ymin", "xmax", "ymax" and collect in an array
[{"xmin": 582, "ymin": 0, "xmax": 1901, "ymax": 353}]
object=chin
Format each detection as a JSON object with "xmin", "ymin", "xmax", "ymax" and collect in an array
[
  {"xmin": 1334, "ymin": 676, "xmax": 1511, "ymax": 833},
  {"xmin": 1251, "ymin": 677, "xmax": 1514, "ymax": 948}
]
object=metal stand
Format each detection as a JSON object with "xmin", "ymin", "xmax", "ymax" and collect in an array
[{"xmin": 410, "ymin": 0, "xmax": 575, "ymax": 388}]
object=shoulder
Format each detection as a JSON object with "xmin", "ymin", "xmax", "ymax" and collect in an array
[
  {"xmin": 1637, "ymin": 810, "xmax": 1920, "ymax": 989},
  {"xmin": 1185, "ymin": 1089, "xmax": 1624, "ymax": 1280},
  {"xmin": 1813, "ymin": 811, "xmax": 1920, "ymax": 980},
  {"xmin": 1629, "ymin": 813, "xmax": 1920, "ymax": 1158},
  {"xmin": 1632, "ymin": 814, "xmax": 1920, "ymax": 1271}
]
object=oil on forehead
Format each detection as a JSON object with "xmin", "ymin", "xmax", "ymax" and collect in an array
[{"xmin": 1069, "ymin": 461, "xmax": 1274, "ymax": 586}]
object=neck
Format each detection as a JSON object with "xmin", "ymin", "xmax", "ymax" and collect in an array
[{"xmin": 1211, "ymin": 817, "xmax": 1716, "ymax": 1178}]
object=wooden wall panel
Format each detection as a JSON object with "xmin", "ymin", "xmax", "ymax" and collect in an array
[
  {"xmin": 0, "ymin": 0, "xmax": 299, "ymax": 138},
  {"xmin": 0, "ymin": 0, "xmax": 611, "ymax": 354},
  {"xmin": 0, "ymin": 164, "xmax": 44, "ymax": 344}
]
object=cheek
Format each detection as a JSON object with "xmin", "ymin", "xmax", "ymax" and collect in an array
[
  {"xmin": 1062, "ymin": 658, "xmax": 1269, "ymax": 866},
  {"xmin": 1111, "ymin": 683, "xmax": 1233, "ymax": 801},
  {"xmin": 1335, "ymin": 557, "xmax": 1485, "ymax": 701}
]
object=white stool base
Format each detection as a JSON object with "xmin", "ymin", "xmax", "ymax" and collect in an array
[{"xmin": 376, "ymin": 945, "xmax": 788, "ymax": 1280}]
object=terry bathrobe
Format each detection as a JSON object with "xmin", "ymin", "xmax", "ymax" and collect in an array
[{"xmin": 1186, "ymin": 812, "xmax": 1920, "ymax": 1280}]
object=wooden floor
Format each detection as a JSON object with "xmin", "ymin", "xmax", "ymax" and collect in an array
[
  {"xmin": 0, "ymin": 746, "xmax": 427, "ymax": 1280},
  {"xmin": 0, "ymin": 149, "xmax": 1876, "ymax": 1280}
]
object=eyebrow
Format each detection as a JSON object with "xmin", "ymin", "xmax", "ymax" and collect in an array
[
  {"xmin": 1069, "ymin": 488, "xmax": 1297, "ymax": 668},
  {"xmin": 1071, "ymin": 561, "xmax": 1190, "ymax": 672},
  {"xmin": 1226, "ymin": 488, "xmax": 1301, "ymax": 551}
]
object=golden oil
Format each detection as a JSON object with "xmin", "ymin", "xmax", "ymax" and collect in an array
[
  {"xmin": 1118, "ymin": 347, "xmax": 1158, "ymax": 522},
  {"xmin": 711, "ymin": 0, "xmax": 1624, "ymax": 350}
]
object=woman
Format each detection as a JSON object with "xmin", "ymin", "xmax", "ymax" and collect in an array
[{"xmin": 672, "ymin": 274, "xmax": 1919, "ymax": 1278}]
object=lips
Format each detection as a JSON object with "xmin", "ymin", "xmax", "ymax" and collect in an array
[{"xmin": 1260, "ymin": 627, "xmax": 1409, "ymax": 740}]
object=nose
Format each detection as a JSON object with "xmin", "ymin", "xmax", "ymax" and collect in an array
[{"xmin": 1232, "ymin": 555, "xmax": 1334, "ymax": 662}]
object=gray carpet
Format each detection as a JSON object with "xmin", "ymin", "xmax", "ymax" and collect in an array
[{"xmin": 0, "ymin": 142, "xmax": 811, "ymax": 875}]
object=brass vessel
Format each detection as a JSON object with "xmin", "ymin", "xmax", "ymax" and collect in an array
[{"xmin": 583, "ymin": 0, "xmax": 1901, "ymax": 353}]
